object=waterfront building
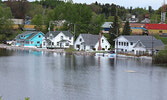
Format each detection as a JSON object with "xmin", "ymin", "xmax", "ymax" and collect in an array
[
  {"xmin": 145, "ymin": 23, "xmax": 167, "ymax": 35},
  {"xmin": 74, "ymin": 33, "xmax": 110, "ymax": 51},
  {"xmin": 101, "ymin": 22, "xmax": 113, "ymax": 33},
  {"xmin": 15, "ymin": 31, "xmax": 44, "ymax": 48},
  {"xmin": 115, "ymin": 35, "xmax": 164, "ymax": 55},
  {"xmin": 42, "ymin": 31, "xmax": 74, "ymax": 49}
]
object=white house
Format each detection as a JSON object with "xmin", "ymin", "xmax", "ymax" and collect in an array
[
  {"xmin": 101, "ymin": 22, "xmax": 113, "ymax": 33},
  {"xmin": 74, "ymin": 33, "xmax": 110, "ymax": 51},
  {"xmin": 42, "ymin": 31, "xmax": 74, "ymax": 49},
  {"xmin": 114, "ymin": 35, "xmax": 164, "ymax": 55}
]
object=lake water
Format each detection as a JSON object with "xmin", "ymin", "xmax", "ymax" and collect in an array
[{"xmin": 0, "ymin": 48, "xmax": 167, "ymax": 100}]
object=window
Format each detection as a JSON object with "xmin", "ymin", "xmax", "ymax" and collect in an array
[
  {"xmin": 39, "ymin": 35, "xmax": 41, "ymax": 38},
  {"xmin": 102, "ymin": 39, "xmax": 104, "ymax": 43},
  {"xmin": 43, "ymin": 42, "xmax": 45, "ymax": 46},
  {"xmin": 139, "ymin": 43, "xmax": 142, "ymax": 47},
  {"xmin": 119, "ymin": 42, "xmax": 121, "ymax": 45},
  {"xmin": 37, "ymin": 41, "xmax": 40, "ymax": 44},
  {"xmin": 61, "ymin": 36, "xmax": 63, "ymax": 40},
  {"xmin": 105, "ymin": 46, "xmax": 107, "ymax": 49},
  {"xmin": 131, "ymin": 42, "xmax": 133, "ymax": 45},
  {"xmin": 121, "ymin": 42, "xmax": 123, "ymax": 46},
  {"xmin": 69, "ymin": 37, "xmax": 71, "ymax": 40},
  {"xmin": 57, "ymin": 42, "xmax": 59, "ymax": 46},
  {"xmin": 52, "ymin": 42, "xmax": 54, "ymax": 45},
  {"xmin": 132, "ymin": 50, "xmax": 134, "ymax": 52},
  {"xmin": 76, "ymin": 45, "xmax": 80, "ymax": 48},
  {"xmin": 80, "ymin": 38, "xmax": 82, "ymax": 42},
  {"xmin": 127, "ymin": 42, "xmax": 129, "ymax": 46},
  {"xmin": 31, "ymin": 41, "xmax": 34, "ymax": 44},
  {"xmin": 65, "ymin": 43, "xmax": 69, "ymax": 46},
  {"xmin": 124, "ymin": 42, "xmax": 126, "ymax": 46}
]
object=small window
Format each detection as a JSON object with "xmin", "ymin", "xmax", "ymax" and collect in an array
[
  {"xmin": 127, "ymin": 42, "xmax": 129, "ymax": 46},
  {"xmin": 121, "ymin": 42, "xmax": 123, "ymax": 46},
  {"xmin": 132, "ymin": 50, "xmax": 134, "ymax": 52},
  {"xmin": 39, "ymin": 35, "xmax": 41, "ymax": 38},
  {"xmin": 124, "ymin": 42, "xmax": 126, "ymax": 46},
  {"xmin": 52, "ymin": 42, "xmax": 54, "ymax": 45},
  {"xmin": 69, "ymin": 37, "xmax": 71, "ymax": 40},
  {"xmin": 131, "ymin": 42, "xmax": 133, "ymax": 45},
  {"xmin": 80, "ymin": 38, "xmax": 82, "ymax": 42},
  {"xmin": 61, "ymin": 36, "xmax": 63, "ymax": 40},
  {"xmin": 119, "ymin": 42, "xmax": 121, "ymax": 45},
  {"xmin": 65, "ymin": 43, "xmax": 69, "ymax": 46},
  {"xmin": 139, "ymin": 43, "xmax": 142, "ymax": 47},
  {"xmin": 43, "ymin": 42, "xmax": 45, "ymax": 46},
  {"xmin": 102, "ymin": 39, "xmax": 104, "ymax": 43},
  {"xmin": 105, "ymin": 46, "xmax": 107, "ymax": 49},
  {"xmin": 57, "ymin": 42, "xmax": 59, "ymax": 46},
  {"xmin": 37, "ymin": 41, "xmax": 40, "ymax": 44}
]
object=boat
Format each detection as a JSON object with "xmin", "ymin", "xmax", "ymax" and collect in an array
[{"xmin": 95, "ymin": 52, "xmax": 116, "ymax": 59}]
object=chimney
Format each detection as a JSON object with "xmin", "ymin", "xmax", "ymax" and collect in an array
[{"xmin": 98, "ymin": 31, "xmax": 102, "ymax": 50}]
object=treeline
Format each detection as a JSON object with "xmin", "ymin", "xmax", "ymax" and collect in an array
[{"xmin": 0, "ymin": 0, "xmax": 166, "ymax": 41}]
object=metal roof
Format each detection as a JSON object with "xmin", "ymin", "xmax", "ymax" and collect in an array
[
  {"xmin": 80, "ymin": 34, "xmax": 99, "ymax": 46},
  {"xmin": 101, "ymin": 22, "xmax": 113, "ymax": 28},
  {"xmin": 122, "ymin": 35, "xmax": 157, "ymax": 42}
]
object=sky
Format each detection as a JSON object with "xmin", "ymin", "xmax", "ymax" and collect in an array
[{"xmin": 8, "ymin": 0, "xmax": 164, "ymax": 10}]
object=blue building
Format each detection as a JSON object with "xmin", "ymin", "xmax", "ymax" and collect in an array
[{"xmin": 15, "ymin": 31, "xmax": 44, "ymax": 48}]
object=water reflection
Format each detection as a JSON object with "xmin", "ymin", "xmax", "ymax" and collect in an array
[{"xmin": 0, "ymin": 49, "xmax": 167, "ymax": 100}]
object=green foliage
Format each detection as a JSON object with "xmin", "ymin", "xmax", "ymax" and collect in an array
[
  {"xmin": 27, "ymin": 3, "xmax": 43, "ymax": 18},
  {"xmin": 153, "ymin": 47, "xmax": 167, "ymax": 64},
  {"xmin": 154, "ymin": 34, "xmax": 167, "ymax": 45},
  {"xmin": 25, "ymin": 97, "xmax": 30, "ymax": 100},
  {"xmin": 109, "ymin": 15, "xmax": 120, "ymax": 46},
  {"xmin": 31, "ymin": 14, "xmax": 43, "ymax": 31},
  {"xmin": 88, "ymin": 13, "xmax": 105, "ymax": 34},
  {"xmin": 0, "ymin": 4, "xmax": 13, "ymax": 41},
  {"xmin": 122, "ymin": 21, "xmax": 131, "ymax": 35}
]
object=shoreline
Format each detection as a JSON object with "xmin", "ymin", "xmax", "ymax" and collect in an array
[
  {"xmin": 0, "ymin": 44, "xmax": 95, "ymax": 56},
  {"xmin": 0, "ymin": 44, "xmax": 152, "ymax": 59}
]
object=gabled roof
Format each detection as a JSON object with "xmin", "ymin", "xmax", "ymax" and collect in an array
[
  {"xmin": 101, "ymin": 22, "xmax": 113, "ymax": 28},
  {"xmin": 134, "ymin": 40, "xmax": 164, "ymax": 50},
  {"xmin": 45, "ymin": 31, "xmax": 73, "ymax": 38},
  {"xmin": 16, "ymin": 31, "xmax": 43, "ymax": 40},
  {"xmin": 80, "ymin": 34, "xmax": 99, "ymax": 46},
  {"xmin": 120, "ymin": 35, "xmax": 157, "ymax": 42}
]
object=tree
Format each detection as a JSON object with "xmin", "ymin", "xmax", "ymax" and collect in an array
[
  {"xmin": 109, "ymin": 15, "xmax": 120, "ymax": 46},
  {"xmin": 122, "ymin": 21, "xmax": 131, "ymax": 35},
  {"xmin": 0, "ymin": 4, "xmax": 13, "ymax": 41},
  {"xmin": 88, "ymin": 13, "xmax": 105, "ymax": 34},
  {"xmin": 31, "ymin": 14, "xmax": 43, "ymax": 31},
  {"xmin": 5, "ymin": 0, "xmax": 30, "ymax": 19}
]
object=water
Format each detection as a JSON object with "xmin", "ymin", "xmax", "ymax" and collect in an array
[{"xmin": 0, "ymin": 49, "xmax": 167, "ymax": 100}]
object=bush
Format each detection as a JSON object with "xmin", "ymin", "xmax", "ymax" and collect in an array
[
  {"xmin": 102, "ymin": 48, "xmax": 105, "ymax": 50},
  {"xmin": 153, "ymin": 47, "xmax": 167, "ymax": 64}
]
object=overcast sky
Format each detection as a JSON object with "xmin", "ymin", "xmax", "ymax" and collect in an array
[{"xmin": 10, "ymin": 0, "xmax": 165, "ymax": 10}]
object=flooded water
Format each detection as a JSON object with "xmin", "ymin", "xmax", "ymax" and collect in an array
[{"xmin": 0, "ymin": 49, "xmax": 167, "ymax": 100}]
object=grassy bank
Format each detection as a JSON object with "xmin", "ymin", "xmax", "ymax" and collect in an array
[{"xmin": 153, "ymin": 47, "xmax": 167, "ymax": 64}]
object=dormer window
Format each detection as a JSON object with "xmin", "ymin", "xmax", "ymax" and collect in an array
[
  {"xmin": 61, "ymin": 36, "xmax": 63, "ymax": 40},
  {"xmin": 39, "ymin": 35, "xmax": 41, "ymax": 38}
]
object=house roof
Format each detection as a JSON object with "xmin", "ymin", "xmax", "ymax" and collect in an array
[
  {"xmin": 80, "ymin": 34, "xmax": 99, "ymax": 46},
  {"xmin": 121, "ymin": 35, "xmax": 157, "ymax": 42},
  {"xmin": 145, "ymin": 23, "xmax": 167, "ymax": 30},
  {"xmin": 16, "ymin": 31, "xmax": 42, "ymax": 40},
  {"xmin": 45, "ymin": 31, "xmax": 73, "ymax": 38},
  {"xmin": 101, "ymin": 22, "xmax": 113, "ymax": 28},
  {"xmin": 134, "ymin": 40, "xmax": 164, "ymax": 50}
]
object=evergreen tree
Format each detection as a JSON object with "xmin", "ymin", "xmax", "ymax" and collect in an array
[
  {"xmin": 109, "ymin": 15, "xmax": 120, "ymax": 46},
  {"xmin": 122, "ymin": 21, "xmax": 131, "ymax": 35}
]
